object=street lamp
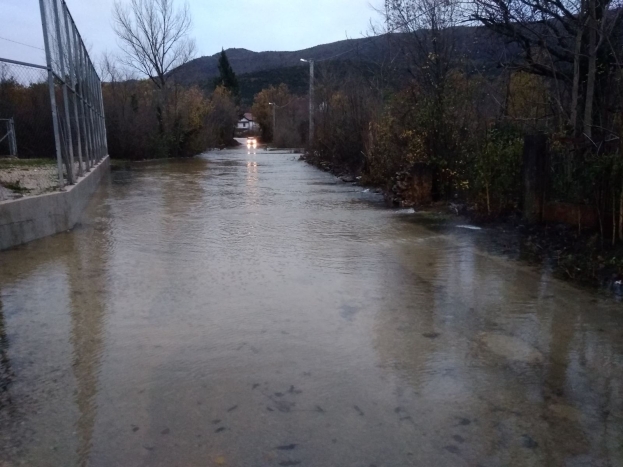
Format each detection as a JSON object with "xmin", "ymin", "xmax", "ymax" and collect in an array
[{"xmin": 300, "ymin": 58, "xmax": 314, "ymax": 145}]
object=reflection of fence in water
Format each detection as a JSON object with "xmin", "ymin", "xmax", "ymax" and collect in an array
[{"xmin": 0, "ymin": 0, "xmax": 108, "ymax": 189}]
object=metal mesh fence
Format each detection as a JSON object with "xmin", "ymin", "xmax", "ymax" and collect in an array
[
  {"xmin": 0, "ymin": 0, "xmax": 107, "ymax": 199},
  {"xmin": 0, "ymin": 59, "xmax": 61, "ymax": 201},
  {"xmin": 40, "ymin": 0, "xmax": 108, "ymax": 184},
  {"xmin": 0, "ymin": 60, "xmax": 54, "ymax": 159}
]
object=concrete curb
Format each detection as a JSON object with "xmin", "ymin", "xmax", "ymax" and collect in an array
[{"xmin": 0, "ymin": 156, "xmax": 110, "ymax": 250}]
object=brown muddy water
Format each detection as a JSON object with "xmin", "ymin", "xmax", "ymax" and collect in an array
[{"xmin": 0, "ymin": 146, "xmax": 622, "ymax": 467}]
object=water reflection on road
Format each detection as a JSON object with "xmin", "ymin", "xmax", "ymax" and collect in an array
[{"xmin": 0, "ymin": 146, "xmax": 622, "ymax": 466}]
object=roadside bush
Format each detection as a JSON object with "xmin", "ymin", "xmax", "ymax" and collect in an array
[
  {"xmin": 103, "ymin": 80, "xmax": 237, "ymax": 160},
  {"xmin": 469, "ymin": 127, "xmax": 524, "ymax": 214}
]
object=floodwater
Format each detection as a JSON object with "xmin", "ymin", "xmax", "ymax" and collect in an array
[{"xmin": 0, "ymin": 145, "xmax": 622, "ymax": 467}]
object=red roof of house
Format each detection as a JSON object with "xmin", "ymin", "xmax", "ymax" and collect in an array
[{"xmin": 243, "ymin": 113, "xmax": 253, "ymax": 121}]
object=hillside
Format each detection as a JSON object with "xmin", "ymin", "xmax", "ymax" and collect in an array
[
  {"xmin": 171, "ymin": 26, "xmax": 518, "ymax": 103},
  {"xmin": 171, "ymin": 35, "xmax": 392, "ymax": 86}
]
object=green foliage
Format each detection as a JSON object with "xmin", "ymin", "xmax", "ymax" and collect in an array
[
  {"xmin": 215, "ymin": 50, "xmax": 240, "ymax": 101},
  {"xmin": 103, "ymin": 80, "xmax": 238, "ymax": 160},
  {"xmin": 238, "ymin": 66, "xmax": 309, "ymax": 107},
  {"xmin": 469, "ymin": 128, "xmax": 523, "ymax": 214},
  {"xmin": 251, "ymin": 84, "xmax": 292, "ymax": 143}
]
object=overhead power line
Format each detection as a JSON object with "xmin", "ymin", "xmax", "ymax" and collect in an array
[{"xmin": 0, "ymin": 36, "xmax": 45, "ymax": 51}]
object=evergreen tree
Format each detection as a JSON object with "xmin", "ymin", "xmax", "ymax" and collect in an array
[{"xmin": 215, "ymin": 49, "xmax": 240, "ymax": 100}]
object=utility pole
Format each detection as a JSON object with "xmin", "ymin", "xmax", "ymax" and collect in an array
[
  {"xmin": 301, "ymin": 58, "xmax": 314, "ymax": 145},
  {"xmin": 269, "ymin": 102, "xmax": 276, "ymax": 143}
]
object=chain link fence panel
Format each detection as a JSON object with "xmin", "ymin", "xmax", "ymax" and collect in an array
[
  {"xmin": 0, "ymin": 0, "xmax": 108, "ymax": 200},
  {"xmin": 0, "ymin": 59, "xmax": 60, "ymax": 201}
]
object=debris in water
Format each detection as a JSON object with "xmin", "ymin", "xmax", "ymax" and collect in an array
[
  {"xmin": 215, "ymin": 427, "xmax": 226, "ymax": 433},
  {"xmin": 275, "ymin": 444, "xmax": 297, "ymax": 450},
  {"xmin": 422, "ymin": 332, "xmax": 440, "ymax": 339},
  {"xmin": 522, "ymin": 435, "xmax": 539, "ymax": 449},
  {"xmin": 444, "ymin": 445, "xmax": 460, "ymax": 454},
  {"xmin": 354, "ymin": 405, "xmax": 365, "ymax": 416},
  {"xmin": 456, "ymin": 225, "xmax": 482, "ymax": 231},
  {"xmin": 227, "ymin": 405, "xmax": 238, "ymax": 412},
  {"xmin": 161, "ymin": 428, "xmax": 170, "ymax": 435}
]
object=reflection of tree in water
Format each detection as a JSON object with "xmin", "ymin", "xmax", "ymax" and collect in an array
[
  {"xmin": 0, "ymin": 297, "xmax": 14, "ymax": 410},
  {"xmin": 372, "ymin": 242, "xmax": 443, "ymax": 388},
  {"xmin": 372, "ymin": 237, "xmax": 575, "ymax": 463},
  {"xmin": 159, "ymin": 158, "xmax": 209, "ymax": 225}
]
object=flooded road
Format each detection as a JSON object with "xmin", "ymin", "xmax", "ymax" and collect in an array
[{"xmin": 0, "ymin": 146, "xmax": 622, "ymax": 466}]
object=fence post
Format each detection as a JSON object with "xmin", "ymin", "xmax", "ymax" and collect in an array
[
  {"xmin": 88, "ymin": 69, "xmax": 99, "ymax": 164},
  {"xmin": 63, "ymin": 6, "xmax": 84, "ymax": 177},
  {"xmin": 8, "ymin": 118, "xmax": 17, "ymax": 157},
  {"xmin": 98, "ymin": 76, "xmax": 108, "ymax": 156},
  {"xmin": 77, "ymin": 36, "xmax": 93, "ymax": 171},
  {"xmin": 38, "ymin": 0, "xmax": 65, "ymax": 189},
  {"xmin": 522, "ymin": 134, "xmax": 549, "ymax": 223},
  {"xmin": 52, "ymin": 0, "xmax": 76, "ymax": 184},
  {"xmin": 89, "ymin": 67, "xmax": 101, "ymax": 162}
]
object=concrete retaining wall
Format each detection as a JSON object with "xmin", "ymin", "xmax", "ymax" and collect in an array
[{"xmin": 0, "ymin": 156, "xmax": 109, "ymax": 250}]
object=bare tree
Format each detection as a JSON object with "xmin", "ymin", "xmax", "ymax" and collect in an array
[
  {"xmin": 383, "ymin": 0, "xmax": 462, "ymax": 193},
  {"xmin": 471, "ymin": 0, "xmax": 623, "ymax": 138},
  {"xmin": 112, "ymin": 0, "xmax": 196, "ymax": 90}
]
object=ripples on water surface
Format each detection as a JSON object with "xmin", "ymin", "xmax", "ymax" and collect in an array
[{"xmin": 0, "ymin": 147, "xmax": 622, "ymax": 466}]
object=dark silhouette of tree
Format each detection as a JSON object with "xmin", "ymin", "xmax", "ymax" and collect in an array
[{"xmin": 215, "ymin": 50, "xmax": 240, "ymax": 102}]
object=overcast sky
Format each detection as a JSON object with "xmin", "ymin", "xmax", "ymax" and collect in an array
[{"xmin": 1, "ymin": 0, "xmax": 381, "ymax": 67}]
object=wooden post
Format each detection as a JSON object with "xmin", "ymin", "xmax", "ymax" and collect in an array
[{"xmin": 522, "ymin": 134, "xmax": 549, "ymax": 223}]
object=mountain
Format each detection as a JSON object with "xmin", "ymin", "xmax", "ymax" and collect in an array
[
  {"xmin": 171, "ymin": 27, "xmax": 519, "ymax": 103},
  {"xmin": 171, "ymin": 35, "xmax": 392, "ymax": 87}
]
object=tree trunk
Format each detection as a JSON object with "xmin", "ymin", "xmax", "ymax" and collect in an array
[
  {"xmin": 570, "ymin": 9, "xmax": 584, "ymax": 137},
  {"xmin": 583, "ymin": 0, "xmax": 597, "ymax": 139},
  {"xmin": 612, "ymin": 191, "xmax": 617, "ymax": 246},
  {"xmin": 619, "ymin": 179, "xmax": 623, "ymax": 242},
  {"xmin": 503, "ymin": 71, "xmax": 512, "ymax": 118}
]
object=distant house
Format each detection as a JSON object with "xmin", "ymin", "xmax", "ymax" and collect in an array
[{"xmin": 237, "ymin": 113, "xmax": 258, "ymax": 131}]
